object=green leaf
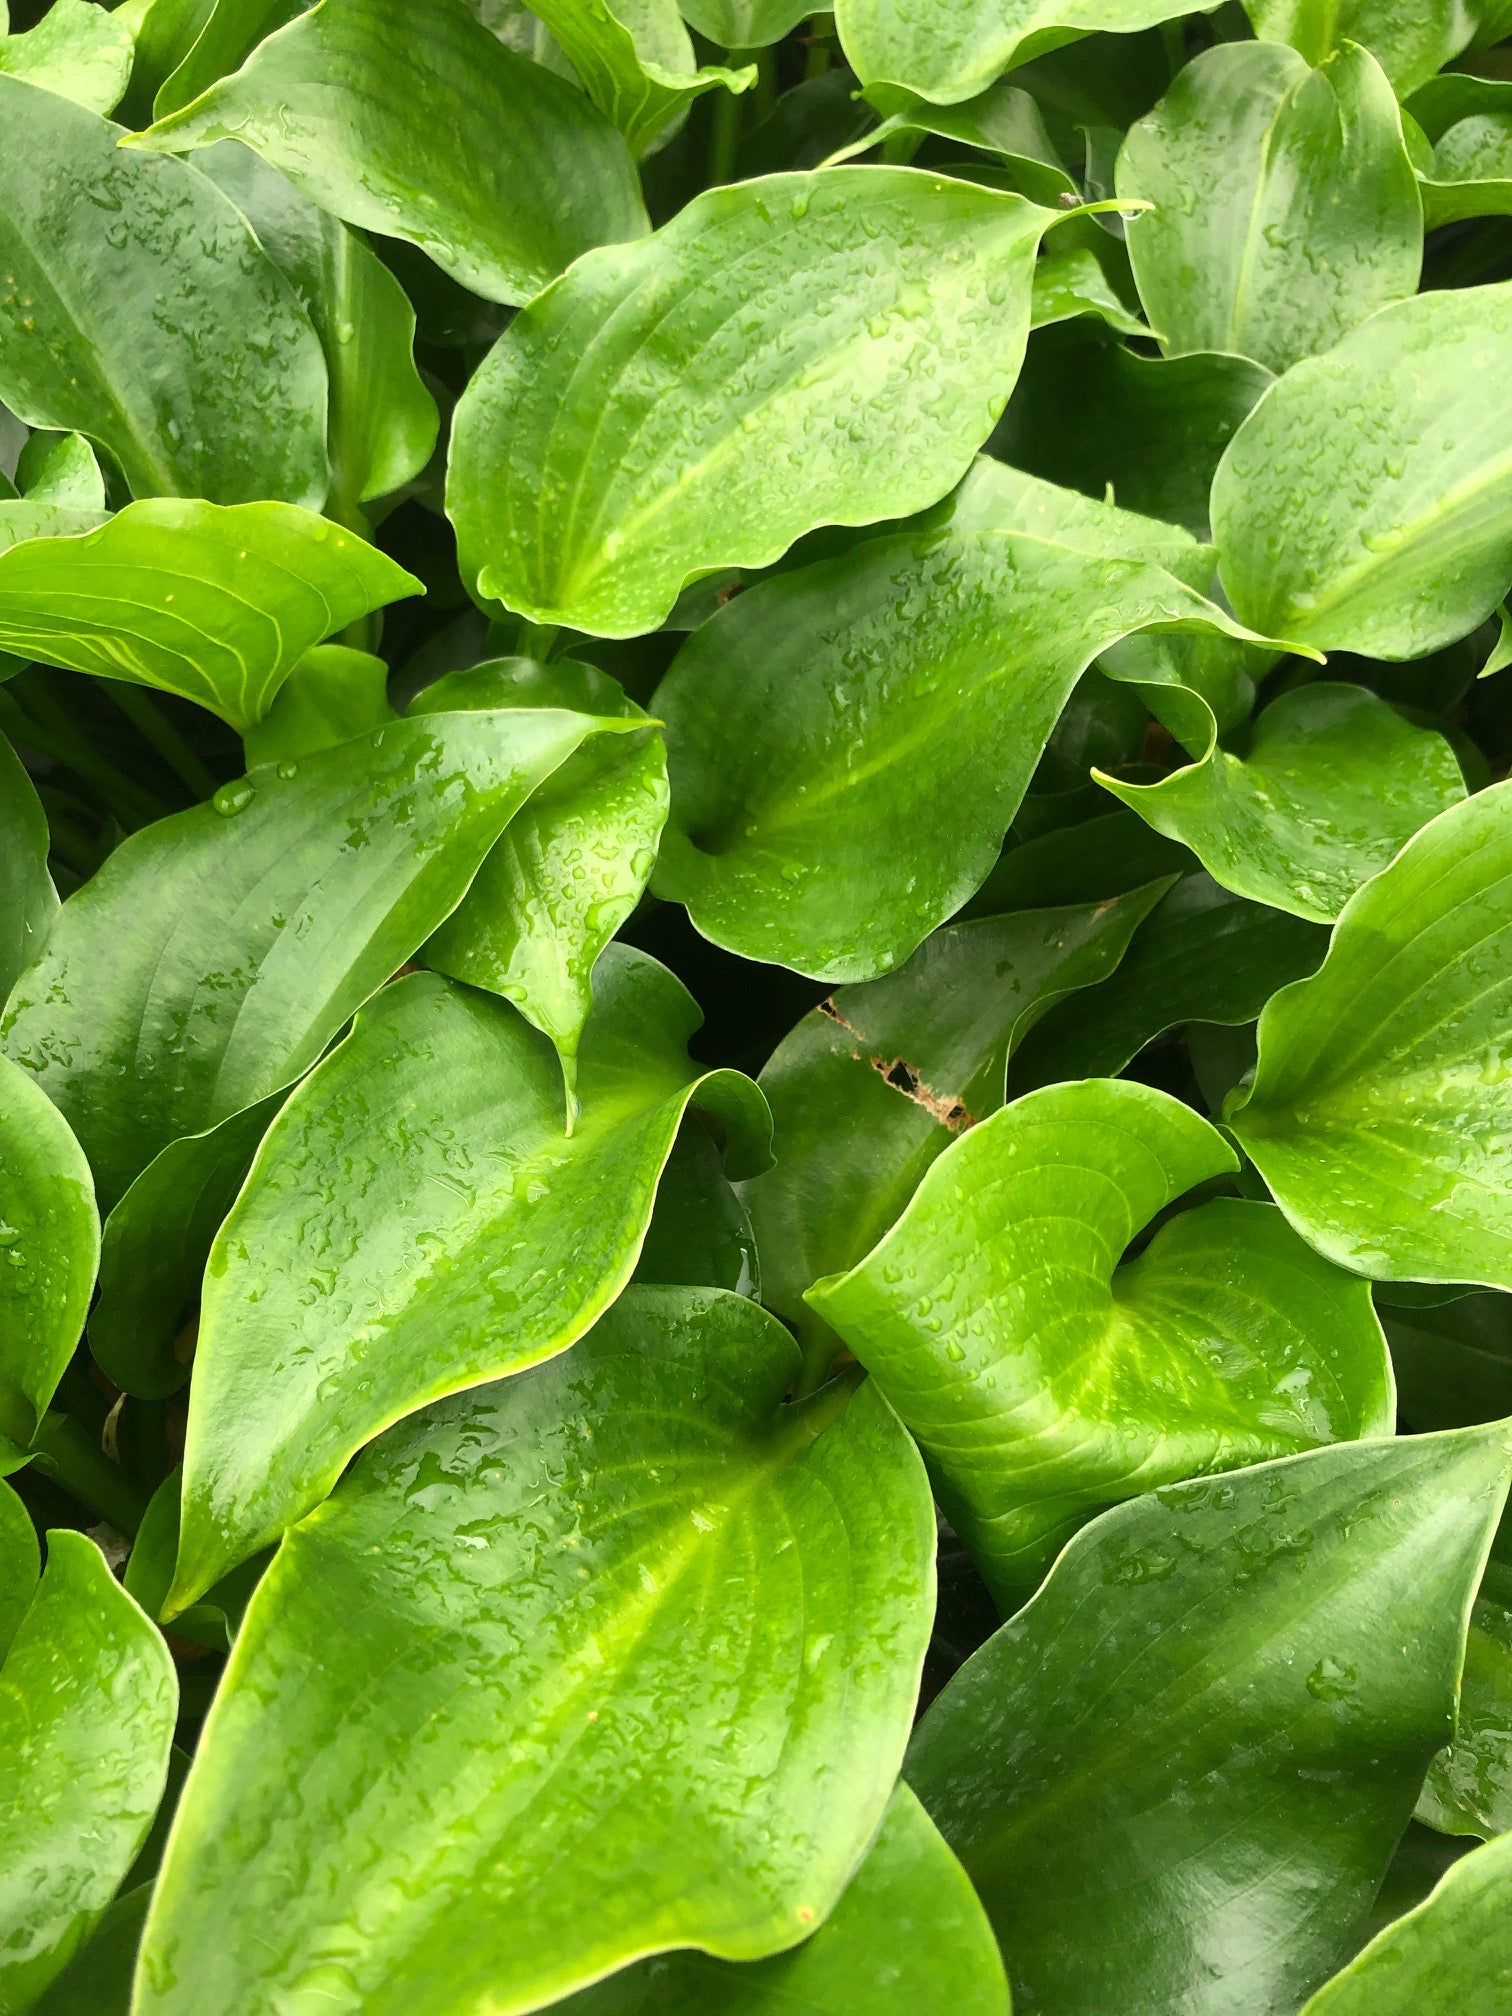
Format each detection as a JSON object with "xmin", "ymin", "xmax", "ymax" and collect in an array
[
  {"xmin": 867, "ymin": 79, "xmax": 1079, "ymax": 204},
  {"xmin": 240, "ymin": 643, "xmax": 395, "ymax": 768},
  {"xmin": 908, "ymin": 1424, "xmax": 1512, "ymax": 2014},
  {"xmin": 136, "ymin": 1287, "xmax": 933, "ymax": 2016},
  {"xmin": 32, "ymin": 1885, "xmax": 150, "ymax": 2016},
  {"xmin": 0, "ymin": 1464, "xmax": 39, "ymax": 1659},
  {"xmin": 0, "ymin": 430, "xmax": 109, "ymax": 559},
  {"xmin": 1227, "ymin": 784, "xmax": 1512, "ymax": 1289},
  {"xmin": 1242, "ymin": 0, "xmax": 1494, "ymax": 97},
  {"xmin": 128, "ymin": 0, "xmax": 649, "ymax": 306},
  {"xmin": 1407, "ymin": 75, "xmax": 1512, "ymax": 228},
  {"xmin": 1416, "ymin": 1558, "xmax": 1512, "ymax": 1840},
  {"xmin": 811, "ymin": 1077, "xmax": 1394, "ymax": 1606},
  {"xmin": 996, "ymin": 325, "xmax": 1273, "ymax": 537},
  {"xmin": 170, "ymin": 952, "xmax": 771, "ymax": 1609},
  {"xmin": 937, "ymin": 455, "xmax": 1210, "ymax": 579},
  {"xmin": 1212, "ymin": 283, "xmax": 1512, "ymax": 659},
  {"xmin": 1116, "ymin": 42, "xmax": 1421, "ymax": 375},
  {"xmin": 742, "ymin": 886, "xmax": 1168, "ymax": 1354},
  {"xmin": 0, "ymin": 730, "xmax": 56, "ymax": 1002},
  {"xmin": 633, "ymin": 1113, "xmax": 760, "ymax": 1298},
  {"xmin": 1099, "ymin": 682, "xmax": 1466, "ymax": 924},
  {"xmin": 1301, "ymin": 1827, "xmax": 1512, "ymax": 2015},
  {"xmin": 0, "ymin": 0, "xmax": 135, "ymax": 113},
  {"xmin": 1382, "ymin": 1288, "xmax": 1512, "ymax": 1435},
  {"xmin": 412, "ymin": 659, "xmax": 670, "ymax": 1112},
  {"xmin": 1009, "ymin": 869, "xmax": 1328, "ymax": 1091},
  {"xmin": 0, "ymin": 501, "xmax": 420, "ymax": 731},
  {"xmin": 551, "ymin": 1785, "xmax": 1009, "ymax": 2016},
  {"xmin": 197, "ymin": 143, "xmax": 438, "ymax": 518},
  {"xmin": 834, "ymin": 0, "xmax": 1204, "ymax": 106},
  {"xmin": 522, "ymin": 0, "xmax": 754, "ymax": 160},
  {"xmin": 652, "ymin": 521, "xmax": 1294, "ymax": 983},
  {"xmin": 446, "ymin": 168, "xmax": 1073, "ymax": 637},
  {"xmin": 153, "ymin": 0, "xmax": 306, "ymax": 116},
  {"xmin": 676, "ymin": 0, "xmax": 812, "ymax": 48},
  {"xmin": 1031, "ymin": 242, "xmax": 1149, "ymax": 336},
  {"xmin": 961, "ymin": 801, "xmax": 1194, "ymax": 913},
  {"xmin": 0, "ymin": 76, "xmax": 328, "ymax": 506},
  {"xmin": 0, "ymin": 1054, "xmax": 97, "ymax": 1467},
  {"xmin": 0, "ymin": 1525, "xmax": 176, "ymax": 2014},
  {"xmin": 1, "ymin": 704, "xmax": 623, "ymax": 1212}
]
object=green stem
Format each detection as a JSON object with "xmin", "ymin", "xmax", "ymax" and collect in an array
[
  {"xmin": 517, "ymin": 621, "xmax": 561, "ymax": 663},
  {"xmin": 804, "ymin": 14, "xmax": 831, "ymax": 78},
  {"xmin": 29, "ymin": 1412, "xmax": 147, "ymax": 1536},
  {"xmin": 103, "ymin": 682, "xmax": 219, "ymax": 801},
  {"xmin": 1161, "ymin": 17, "xmax": 1185, "ymax": 79},
  {"xmin": 0, "ymin": 687, "xmax": 166, "ymax": 830},
  {"xmin": 753, "ymin": 44, "xmax": 777, "ymax": 122},
  {"xmin": 709, "ymin": 52, "xmax": 752, "ymax": 187},
  {"xmin": 792, "ymin": 1315, "xmax": 843, "ymax": 1400}
]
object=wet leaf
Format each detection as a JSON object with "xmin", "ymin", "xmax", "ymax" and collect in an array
[
  {"xmin": 0, "ymin": 730, "xmax": 56, "ymax": 1002},
  {"xmin": 0, "ymin": 0, "xmax": 135, "ymax": 114}
]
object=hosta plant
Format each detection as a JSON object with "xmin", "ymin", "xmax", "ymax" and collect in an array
[{"xmin": 6, "ymin": 0, "xmax": 1512, "ymax": 2010}]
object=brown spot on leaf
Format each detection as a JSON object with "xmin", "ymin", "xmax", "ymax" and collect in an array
[{"xmin": 870, "ymin": 1055, "xmax": 973, "ymax": 1131}]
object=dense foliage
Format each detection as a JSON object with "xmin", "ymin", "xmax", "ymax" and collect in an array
[{"xmin": 5, "ymin": 0, "xmax": 1512, "ymax": 2010}]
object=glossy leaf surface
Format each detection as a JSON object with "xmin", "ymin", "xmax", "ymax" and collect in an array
[
  {"xmin": 909, "ymin": 1425, "xmax": 1512, "ymax": 2014},
  {"xmin": 447, "ymin": 169, "xmax": 1066, "ymax": 635},
  {"xmin": 1229, "ymin": 785, "xmax": 1512, "ymax": 1288},
  {"xmin": 0, "ymin": 1527, "xmax": 176, "ymax": 2014},
  {"xmin": 526, "ymin": 0, "xmax": 754, "ymax": 159},
  {"xmin": 1213, "ymin": 282, "xmax": 1512, "ymax": 658},
  {"xmin": 0, "ymin": 74, "xmax": 327, "ymax": 505},
  {"xmin": 811, "ymin": 1078, "xmax": 1393, "ymax": 1604},
  {"xmin": 1101, "ymin": 682, "xmax": 1465, "ymax": 923},
  {"xmin": 653, "ymin": 525, "xmax": 1287, "ymax": 982},
  {"xmin": 0, "ymin": 501, "xmax": 419, "ymax": 730},
  {"xmin": 172, "ymin": 952, "xmax": 771, "ymax": 1607},
  {"xmin": 1117, "ymin": 41, "xmax": 1421, "ymax": 374},
  {"xmin": 139, "ymin": 1287, "xmax": 933, "ymax": 2016},
  {"xmin": 1417, "ymin": 1558, "xmax": 1512, "ymax": 1839},
  {"xmin": 131, "ymin": 0, "xmax": 649, "ymax": 305},
  {"xmin": 1243, "ymin": 0, "xmax": 1489, "ymax": 95}
]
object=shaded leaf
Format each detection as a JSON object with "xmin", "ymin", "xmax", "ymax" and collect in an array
[
  {"xmin": 1228, "ymin": 784, "xmax": 1512, "ymax": 1289},
  {"xmin": 867, "ymin": 78, "xmax": 1078, "ymax": 204},
  {"xmin": 1031, "ymin": 242, "xmax": 1149, "ymax": 335},
  {"xmin": 1408, "ymin": 73, "xmax": 1512, "ymax": 228},
  {"xmin": 1417, "ymin": 1558, "xmax": 1512, "ymax": 1840},
  {"xmin": 0, "ymin": 75, "xmax": 327, "ymax": 505},
  {"xmin": 0, "ymin": 0, "xmax": 135, "ymax": 113},
  {"xmin": 32, "ymin": 1885, "xmax": 150, "ymax": 2016},
  {"xmin": 633, "ymin": 1113, "xmax": 760, "ymax": 1299},
  {"xmin": 154, "ymin": 0, "xmax": 317, "ymax": 116},
  {"xmin": 0, "ymin": 730, "xmax": 56, "ymax": 1002},
  {"xmin": 676, "ymin": 0, "xmax": 812, "ymax": 47},
  {"xmin": 240, "ymin": 644, "xmax": 395, "ymax": 768},
  {"xmin": 524, "ymin": 0, "xmax": 754, "ymax": 160},
  {"xmin": 908, "ymin": 1425, "xmax": 1512, "ymax": 2015},
  {"xmin": 129, "ymin": 0, "xmax": 649, "ymax": 306},
  {"xmin": 170, "ymin": 952, "xmax": 771, "ymax": 1608},
  {"xmin": 137, "ymin": 1287, "xmax": 932, "ymax": 2016}
]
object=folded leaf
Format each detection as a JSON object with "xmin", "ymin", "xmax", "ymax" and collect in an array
[
  {"xmin": 1117, "ymin": 42, "xmax": 1421, "ymax": 375},
  {"xmin": 1213, "ymin": 282, "xmax": 1512, "ymax": 658},
  {"xmin": 868, "ymin": 80, "xmax": 1078, "ymax": 205},
  {"xmin": 1242, "ymin": 0, "xmax": 1492, "ymax": 96},
  {"xmin": 0, "ymin": 1055, "xmax": 97, "ymax": 1467},
  {"xmin": 1031, "ymin": 242, "xmax": 1149, "ymax": 335},
  {"xmin": 413, "ymin": 659, "xmax": 669, "ymax": 1112},
  {"xmin": 908, "ymin": 1424, "xmax": 1512, "ymax": 2014},
  {"xmin": 0, "ymin": 0, "xmax": 135, "ymax": 113},
  {"xmin": 811, "ymin": 1077, "xmax": 1394, "ymax": 1604},
  {"xmin": 0, "ymin": 75, "xmax": 327, "ymax": 505},
  {"xmin": 937, "ymin": 455, "xmax": 1210, "ymax": 579},
  {"xmin": 525, "ymin": 0, "xmax": 753, "ymax": 160},
  {"xmin": 1417, "ymin": 1558, "xmax": 1512, "ymax": 1840},
  {"xmin": 652, "ymin": 524, "xmax": 1296, "ymax": 981},
  {"xmin": 1, "ymin": 705, "xmax": 623, "ymax": 1210},
  {"xmin": 743, "ymin": 887, "xmax": 1167, "ymax": 1355},
  {"xmin": 835, "ymin": 0, "xmax": 1202, "ymax": 106},
  {"xmin": 1099, "ymin": 682, "xmax": 1466, "ymax": 923},
  {"xmin": 240, "ymin": 644, "xmax": 394, "ymax": 768},
  {"xmin": 0, "ymin": 1523, "xmax": 176, "ymax": 2014},
  {"xmin": 137, "ymin": 1287, "xmax": 933, "ymax": 2016},
  {"xmin": 1227, "ymin": 784, "xmax": 1512, "ymax": 1288},
  {"xmin": 198, "ymin": 143, "xmax": 438, "ymax": 517},
  {"xmin": 553, "ymin": 1785, "xmax": 1009, "ymax": 2016},
  {"xmin": 0, "ymin": 501, "xmax": 420, "ymax": 730},
  {"xmin": 447, "ymin": 168, "xmax": 1071, "ymax": 636},
  {"xmin": 0, "ymin": 730, "xmax": 56, "ymax": 1002},
  {"xmin": 152, "ymin": 0, "xmax": 306, "ymax": 117},
  {"xmin": 1009, "ymin": 869, "xmax": 1328, "ymax": 1091},
  {"xmin": 1302, "ymin": 1827, "xmax": 1512, "ymax": 2014},
  {"xmin": 1408, "ymin": 74, "xmax": 1512, "ymax": 227},
  {"xmin": 633, "ymin": 1113, "xmax": 760, "ymax": 1299},
  {"xmin": 129, "ymin": 0, "xmax": 649, "ymax": 306},
  {"xmin": 170, "ymin": 952, "xmax": 771, "ymax": 1607},
  {"xmin": 0, "ymin": 431, "xmax": 108, "ymax": 558}
]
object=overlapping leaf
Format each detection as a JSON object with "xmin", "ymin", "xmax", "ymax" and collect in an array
[
  {"xmin": 0, "ymin": 0, "xmax": 134, "ymax": 113},
  {"xmin": 137, "ymin": 1288, "xmax": 933, "ymax": 2016},
  {"xmin": 1408, "ymin": 74, "xmax": 1512, "ymax": 226},
  {"xmin": 0, "ymin": 730, "xmax": 55, "ymax": 1001},
  {"xmin": 1243, "ymin": 0, "xmax": 1499, "ymax": 96}
]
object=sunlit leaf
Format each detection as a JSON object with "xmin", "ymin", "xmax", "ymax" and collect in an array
[{"xmin": 0, "ymin": 0, "xmax": 135, "ymax": 113}]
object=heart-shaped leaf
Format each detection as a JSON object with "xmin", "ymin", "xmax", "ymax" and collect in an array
[
  {"xmin": 1099, "ymin": 683, "xmax": 1466, "ymax": 923},
  {"xmin": 0, "ymin": 75, "xmax": 328, "ymax": 506},
  {"xmin": 412, "ymin": 659, "xmax": 670, "ymax": 1110},
  {"xmin": 1116, "ymin": 42, "xmax": 1421, "ymax": 375},
  {"xmin": 0, "ymin": 501, "xmax": 420, "ymax": 730},
  {"xmin": 652, "ymin": 522, "xmax": 1296, "ymax": 982},
  {"xmin": 1227, "ymin": 783, "xmax": 1512, "ymax": 1289},
  {"xmin": 170, "ymin": 951, "xmax": 771, "ymax": 1608},
  {"xmin": 811, "ymin": 1077, "xmax": 1394, "ymax": 1605},
  {"xmin": 0, "ymin": 1519, "xmax": 176, "ymax": 2014},
  {"xmin": 1212, "ymin": 282, "xmax": 1512, "ymax": 658},
  {"xmin": 0, "ymin": 730, "xmax": 55, "ymax": 1002},
  {"xmin": 552, "ymin": 1785, "xmax": 1009, "ymax": 2016},
  {"xmin": 0, "ymin": 1055, "xmax": 97, "ymax": 1468},
  {"xmin": 742, "ymin": 886, "xmax": 1167, "ymax": 1363},
  {"xmin": 136, "ymin": 1287, "xmax": 933, "ymax": 2016},
  {"xmin": 908, "ymin": 1424, "xmax": 1512, "ymax": 2014},
  {"xmin": 447, "ymin": 168, "xmax": 1074, "ymax": 636},
  {"xmin": 1, "ymin": 704, "xmax": 626, "ymax": 1211},
  {"xmin": 1301, "ymin": 1826, "xmax": 1512, "ymax": 2014},
  {"xmin": 129, "ymin": 0, "xmax": 649, "ymax": 305},
  {"xmin": 0, "ymin": 0, "xmax": 134, "ymax": 113}
]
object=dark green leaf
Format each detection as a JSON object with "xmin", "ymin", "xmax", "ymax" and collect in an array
[
  {"xmin": 0, "ymin": 729, "xmax": 56, "ymax": 1001},
  {"xmin": 1417, "ymin": 1558, "xmax": 1512, "ymax": 1840}
]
